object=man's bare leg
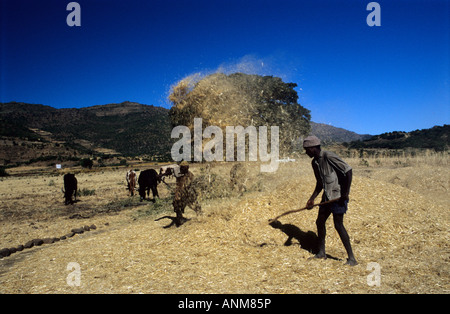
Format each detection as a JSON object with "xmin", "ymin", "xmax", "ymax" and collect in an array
[
  {"xmin": 314, "ymin": 209, "xmax": 331, "ymax": 259},
  {"xmin": 333, "ymin": 213, "xmax": 358, "ymax": 266}
]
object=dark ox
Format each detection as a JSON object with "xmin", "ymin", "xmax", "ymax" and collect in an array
[
  {"xmin": 138, "ymin": 169, "xmax": 162, "ymax": 202},
  {"xmin": 63, "ymin": 173, "xmax": 78, "ymax": 205}
]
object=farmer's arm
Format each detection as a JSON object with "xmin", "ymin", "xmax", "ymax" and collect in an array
[
  {"xmin": 306, "ymin": 162, "xmax": 323, "ymax": 209},
  {"xmin": 340, "ymin": 169, "xmax": 352, "ymax": 203},
  {"xmin": 306, "ymin": 182, "xmax": 322, "ymax": 209}
]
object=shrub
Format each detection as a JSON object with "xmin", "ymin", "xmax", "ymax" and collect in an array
[
  {"xmin": 78, "ymin": 188, "xmax": 96, "ymax": 196},
  {"xmin": 80, "ymin": 158, "xmax": 93, "ymax": 169},
  {"xmin": 0, "ymin": 167, "xmax": 9, "ymax": 177}
]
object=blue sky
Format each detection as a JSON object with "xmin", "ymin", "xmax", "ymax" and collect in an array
[{"xmin": 1, "ymin": 0, "xmax": 448, "ymax": 135}]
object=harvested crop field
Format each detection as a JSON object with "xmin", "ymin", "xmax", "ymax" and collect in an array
[{"xmin": 0, "ymin": 156, "xmax": 449, "ymax": 294}]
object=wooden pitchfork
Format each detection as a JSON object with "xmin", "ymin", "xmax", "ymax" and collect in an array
[{"xmin": 268, "ymin": 198, "xmax": 341, "ymax": 223}]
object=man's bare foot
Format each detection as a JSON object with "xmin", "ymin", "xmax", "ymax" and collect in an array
[
  {"xmin": 313, "ymin": 252, "xmax": 327, "ymax": 259},
  {"xmin": 345, "ymin": 258, "xmax": 358, "ymax": 266}
]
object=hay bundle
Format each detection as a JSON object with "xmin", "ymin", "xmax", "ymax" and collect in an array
[{"xmin": 168, "ymin": 72, "xmax": 311, "ymax": 155}]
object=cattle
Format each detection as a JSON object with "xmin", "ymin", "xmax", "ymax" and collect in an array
[
  {"xmin": 126, "ymin": 170, "xmax": 137, "ymax": 196},
  {"xmin": 62, "ymin": 173, "xmax": 77, "ymax": 205},
  {"xmin": 159, "ymin": 164, "xmax": 180, "ymax": 181},
  {"xmin": 138, "ymin": 169, "xmax": 162, "ymax": 202}
]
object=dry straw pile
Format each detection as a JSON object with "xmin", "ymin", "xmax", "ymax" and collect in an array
[{"xmin": 0, "ymin": 156, "xmax": 448, "ymax": 293}]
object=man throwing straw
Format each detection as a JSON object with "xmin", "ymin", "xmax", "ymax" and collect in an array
[{"xmin": 303, "ymin": 136, "xmax": 358, "ymax": 266}]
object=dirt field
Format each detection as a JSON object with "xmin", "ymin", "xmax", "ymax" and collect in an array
[{"xmin": 0, "ymin": 155, "xmax": 448, "ymax": 294}]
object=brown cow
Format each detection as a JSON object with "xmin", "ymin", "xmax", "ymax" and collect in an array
[
  {"xmin": 159, "ymin": 164, "xmax": 180, "ymax": 181},
  {"xmin": 126, "ymin": 170, "xmax": 137, "ymax": 196}
]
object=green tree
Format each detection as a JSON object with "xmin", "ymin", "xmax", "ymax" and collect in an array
[{"xmin": 80, "ymin": 158, "xmax": 93, "ymax": 169}]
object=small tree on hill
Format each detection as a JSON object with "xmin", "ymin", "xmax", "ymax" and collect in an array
[{"xmin": 80, "ymin": 158, "xmax": 93, "ymax": 169}]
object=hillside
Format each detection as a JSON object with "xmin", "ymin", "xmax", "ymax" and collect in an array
[
  {"xmin": 2, "ymin": 101, "xmax": 446, "ymax": 168},
  {"xmin": 310, "ymin": 122, "xmax": 371, "ymax": 144},
  {"xmin": 0, "ymin": 101, "xmax": 373, "ymax": 167},
  {"xmin": 346, "ymin": 125, "xmax": 449, "ymax": 151},
  {"xmin": 0, "ymin": 102, "xmax": 173, "ymax": 165}
]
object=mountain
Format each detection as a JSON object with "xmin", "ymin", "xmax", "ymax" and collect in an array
[
  {"xmin": 0, "ymin": 101, "xmax": 172, "ymax": 166},
  {"xmin": 310, "ymin": 122, "xmax": 371, "ymax": 144}
]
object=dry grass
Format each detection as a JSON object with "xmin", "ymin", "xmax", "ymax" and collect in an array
[{"xmin": 0, "ymin": 155, "xmax": 449, "ymax": 294}]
